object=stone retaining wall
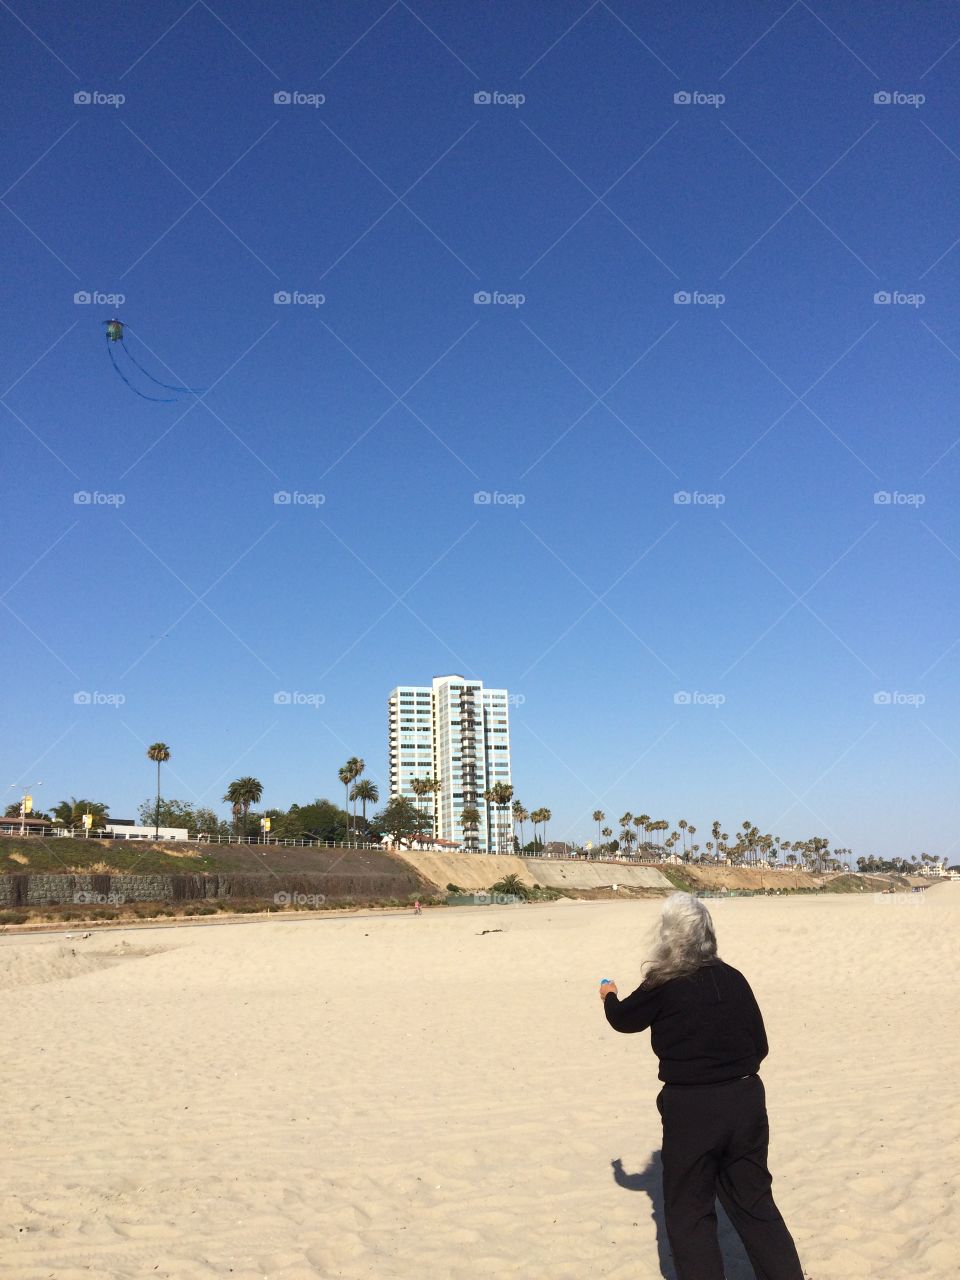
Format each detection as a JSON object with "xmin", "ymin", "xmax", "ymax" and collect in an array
[{"xmin": 0, "ymin": 870, "xmax": 425, "ymax": 908}]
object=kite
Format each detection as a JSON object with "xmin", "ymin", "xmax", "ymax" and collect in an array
[{"xmin": 103, "ymin": 319, "xmax": 205, "ymax": 403}]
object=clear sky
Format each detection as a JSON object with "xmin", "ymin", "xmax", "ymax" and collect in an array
[{"xmin": 2, "ymin": 1, "xmax": 959, "ymax": 859}]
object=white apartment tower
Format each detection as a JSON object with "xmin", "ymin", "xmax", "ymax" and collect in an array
[{"xmin": 388, "ymin": 675, "xmax": 513, "ymax": 853}]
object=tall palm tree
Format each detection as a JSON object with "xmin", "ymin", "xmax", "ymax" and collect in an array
[
  {"xmin": 592, "ymin": 809, "xmax": 605, "ymax": 848},
  {"xmin": 637, "ymin": 814, "xmax": 650, "ymax": 851},
  {"xmin": 351, "ymin": 778, "xmax": 379, "ymax": 824},
  {"xmin": 633, "ymin": 814, "xmax": 645, "ymax": 852},
  {"xmin": 411, "ymin": 777, "xmax": 431, "ymax": 836},
  {"xmin": 347, "ymin": 757, "xmax": 365, "ymax": 835},
  {"xmin": 489, "ymin": 782, "xmax": 514, "ymax": 853},
  {"xmin": 540, "ymin": 807, "xmax": 552, "ymax": 851},
  {"xmin": 513, "ymin": 799, "xmax": 529, "ymax": 852},
  {"xmin": 146, "ymin": 742, "xmax": 170, "ymax": 839},
  {"xmin": 459, "ymin": 806, "xmax": 481, "ymax": 851},
  {"xmin": 528, "ymin": 807, "xmax": 544, "ymax": 851},
  {"xmin": 338, "ymin": 762, "xmax": 353, "ymax": 833},
  {"xmin": 428, "ymin": 777, "xmax": 442, "ymax": 838},
  {"xmin": 223, "ymin": 777, "xmax": 263, "ymax": 840},
  {"xmin": 678, "ymin": 818, "xmax": 688, "ymax": 854}
]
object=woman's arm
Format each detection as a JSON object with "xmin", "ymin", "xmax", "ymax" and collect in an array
[{"xmin": 602, "ymin": 981, "xmax": 661, "ymax": 1033}]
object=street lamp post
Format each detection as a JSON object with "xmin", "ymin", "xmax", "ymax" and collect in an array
[{"xmin": 9, "ymin": 782, "xmax": 42, "ymax": 835}]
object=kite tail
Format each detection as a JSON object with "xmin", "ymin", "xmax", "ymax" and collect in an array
[
  {"xmin": 120, "ymin": 341, "xmax": 206, "ymax": 394},
  {"xmin": 107, "ymin": 342, "xmax": 177, "ymax": 403}
]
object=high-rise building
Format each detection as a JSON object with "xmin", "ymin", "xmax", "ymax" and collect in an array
[{"xmin": 388, "ymin": 675, "xmax": 513, "ymax": 852}]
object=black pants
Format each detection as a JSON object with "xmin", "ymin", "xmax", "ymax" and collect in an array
[{"xmin": 656, "ymin": 1074, "xmax": 804, "ymax": 1280}]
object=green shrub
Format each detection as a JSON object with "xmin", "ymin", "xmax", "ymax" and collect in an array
[{"xmin": 489, "ymin": 873, "xmax": 531, "ymax": 900}]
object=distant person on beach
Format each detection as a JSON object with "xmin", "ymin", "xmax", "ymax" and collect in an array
[
  {"xmin": 413, "ymin": 899, "xmax": 422, "ymax": 915},
  {"xmin": 600, "ymin": 892, "xmax": 805, "ymax": 1280}
]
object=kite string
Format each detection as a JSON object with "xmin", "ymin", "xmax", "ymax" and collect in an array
[
  {"xmin": 107, "ymin": 341, "xmax": 176, "ymax": 402},
  {"xmin": 119, "ymin": 340, "xmax": 206, "ymax": 394}
]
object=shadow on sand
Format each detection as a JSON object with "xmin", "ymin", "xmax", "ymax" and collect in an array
[{"xmin": 611, "ymin": 1151, "xmax": 756, "ymax": 1280}]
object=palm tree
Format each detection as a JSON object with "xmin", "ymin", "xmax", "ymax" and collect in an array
[
  {"xmin": 459, "ymin": 806, "xmax": 481, "ymax": 851},
  {"xmin": 347, "ymin": 757, "xmax": 365, "ymax": 834},
  {"xmin": 540, "ymin": 807, "xmax": 552, "ymax": 851},
  {"xmin": 351, "ymin": 778, "xmax": 379, "ymax": 824},
  {"xmin": 592, "ymin": 809, "xmax": 605, "ymax": 848},
  {"xmin": 601, "ymin": 826, "xmax": 613, "ymax": 852},
  {"xmin": 338, "ymin": 762, "xmax": 353, "ymax": 832},
  {"xmin": 52, "ymin": 797, "xmax": 109, "ymax": 831},
  {"xmin": 632, "ymin": 815, "xmax": 644, "ymax": 852},
  {"xmin": 513, "ymin": 800, "xmax": 529, "ymax": 852},
  {"xmin": 223, "ymin": 777, "xmax": 263, "ymax": 840},
  {"xmin": 146, "ymin": 742, "xmax": 170, "ymax": 839},
  {"xmin": 411, "ymin": 777, "xmax": 432, "ymax": 837},
  {"xmin": 428, "ymin": 776, "xmax": 442, "ymax": 838},
  {"xmin": 679, "ymin": 818, "xmax": 688, "ymax": 854},
  {"xmin": 636, "ymin": 813, "xmax": 650, "ymax": 852},
  {"xmin": 529, "ymin": 807, "xmax": 549, "ymax": 853},
  {"xmin": 488, "ymin": 782, "xmax": 514, "ymax": 854}
]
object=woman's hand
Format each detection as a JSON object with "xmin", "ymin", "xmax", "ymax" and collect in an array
[{"xmin": 599, "ymin": 980, "xmax": 618, "ymax": 1003}]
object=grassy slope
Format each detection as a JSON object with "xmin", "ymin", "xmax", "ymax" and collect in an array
[{"xmin": 0, "ymin": 835, "xmax": 422, "ymax": 881}]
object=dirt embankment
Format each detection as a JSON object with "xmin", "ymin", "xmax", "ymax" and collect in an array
[{"xmin": 392, "ymin": 850, "xmax": 937, "ymax": 897}]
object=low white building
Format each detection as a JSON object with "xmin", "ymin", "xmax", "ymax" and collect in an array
[
  {"xmin": 381, "ymin": 834, "xmax": 462, "ymax": 853},
  {"xmin": 103, "ymin": 822, "xmax": 190, "ymax": 841}
]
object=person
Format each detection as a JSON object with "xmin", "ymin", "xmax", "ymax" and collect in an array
[
  {"xmin": 600, "ymin": 892, "xmax": 804, "ymax": 1280},
  {"xmin": 413, "ymin": 899, "xmax": 422, "ymax": 915}
]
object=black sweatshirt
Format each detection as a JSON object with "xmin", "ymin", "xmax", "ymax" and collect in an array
[{"xmin": 603, "ymin": 960, "xmax": 769, "ymax": 1085}]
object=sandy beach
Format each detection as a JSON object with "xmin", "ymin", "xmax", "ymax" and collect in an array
[{"xmin": 1, "ymin": 889, "xmax": 957, "ymax": 1279}]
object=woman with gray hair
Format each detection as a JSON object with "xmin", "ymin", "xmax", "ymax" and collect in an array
[{"xmin": 600, "ymin": 892, "xmax": 804, "ymax": 1280}]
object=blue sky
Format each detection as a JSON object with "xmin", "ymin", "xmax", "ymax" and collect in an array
[{"xmin": 2, "ymin": 0, "xmax": 959, "ymax": 858}]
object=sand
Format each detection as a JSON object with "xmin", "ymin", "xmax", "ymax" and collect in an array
[{"xmin": 0, "ymin": 888, "xmax": 957, "ymax": 1279}]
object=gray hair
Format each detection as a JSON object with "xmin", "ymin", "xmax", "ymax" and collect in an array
[{"xmin": 641, "ymin": 892, "xmax": 718, "ymax": 988}]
